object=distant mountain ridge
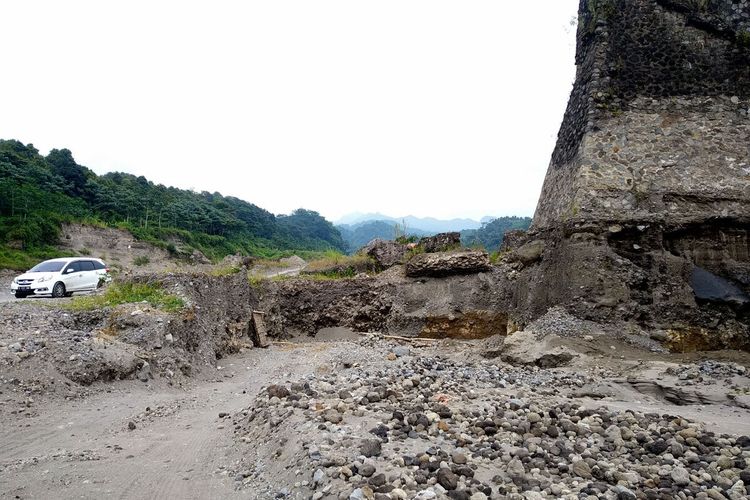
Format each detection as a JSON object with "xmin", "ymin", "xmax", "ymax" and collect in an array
[
  {"xmin": 336, "ymin": 214, "xmax": 532, "ymax": 253},
  {"xmin": 337, "ymin": 220, "xmax": 430, "ymax": 253},
  {"xmin": 335, "ymin": 213, "xmax": 483, "ymax": 233}
]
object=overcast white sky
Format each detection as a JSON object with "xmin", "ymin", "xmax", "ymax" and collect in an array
[{"xmin": 1, "ymin": 1, "xmax": 579, "ymax": 222}]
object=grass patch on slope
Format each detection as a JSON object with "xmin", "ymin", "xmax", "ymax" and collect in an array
[
  {"xmin": 66, "ymin": 282, "xmax": 185, "ymax": 312},
  {"xmin": 0, "ymin": 245, "xmax": 75, "ymax": 271},
  {"xmin": 302, "ymin": 251, "xmax": 376, "ymax": 278}
]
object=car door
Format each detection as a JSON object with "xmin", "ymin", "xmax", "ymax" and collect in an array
[
  {"xmin": 62, "ymin": 261, "xmax": 83, "ymax": 291},
  {"xmin": 80, "ymin": 260, "xmax": 98, "ymax": 289}
]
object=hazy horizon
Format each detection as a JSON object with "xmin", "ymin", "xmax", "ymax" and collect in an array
[{"xmin": 1, "ymin": 1, "xmax": 579, "ymax": 222}]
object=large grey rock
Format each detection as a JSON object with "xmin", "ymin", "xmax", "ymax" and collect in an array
[
  {"xmin": 362, "ymin": 239, "xmax": 407, "ymax": 269},
  {"xmin": 405, "ymin": 251, "xmax": 491, "ymax": 278},
  {"xmin": 510, "ymin": 240, "xmax": 545, "ymax": 265}
]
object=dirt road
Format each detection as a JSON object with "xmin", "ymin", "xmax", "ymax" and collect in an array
[{"xmin": 0, "ymin": 344, "xmax": 335, "ymax": 500}]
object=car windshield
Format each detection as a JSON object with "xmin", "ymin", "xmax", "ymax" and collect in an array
[{"xmin": 28, "ymin": 261, "xmax": 66, "ymax": 273}]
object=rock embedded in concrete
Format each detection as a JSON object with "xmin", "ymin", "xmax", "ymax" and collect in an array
[
  {"xmin": 405, "ymin": 251, "xmax": 491, "ymax": 278},
  {"xmin": 513, "ymin": 240, "xmax": 546, "ymax": 267},
  {"xmin": 418, "ymin": 232, "xmax": 462, "ymax": 253},
  {"xmin": 362, "ymin": 239, "xmax": 407, "ymax": 269}
]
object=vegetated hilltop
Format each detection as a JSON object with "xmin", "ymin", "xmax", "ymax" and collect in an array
[
  {"xmin": 0, "ymin": 139, "xmax": 345, "ymax": 269},
  {"xmin": 460, "ymin": 216, "xmax": 532, "ymax": 251}
]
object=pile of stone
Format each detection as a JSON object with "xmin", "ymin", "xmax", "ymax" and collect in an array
[
  {"xmin": 231, "ymin": 353, "xmax": 750, "ymax": 499},
  {"xmin": 667, "ymin": 361, "xmax": 749, "ymax": 386}
]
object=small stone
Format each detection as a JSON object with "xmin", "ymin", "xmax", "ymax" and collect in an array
[
  {"xmin": 728, "ymin": 480, "xmax": 747, "ymax": 500},
  {"xmin": 506, "ymin": 457, "xmax": 525, "ymax": 484},
  {"xmin": 128, "ymin": 421, "xmax": 136, "ymax": 430},
  {"xmin": 358, "ymin": 464, "xmax": 376, "ymax": 477},
  {"xmin": 615, "ymin": 485, "xmax": 636, "ymax": 500},
  {"xmin": 413, "ymin": 490, "xmax": 437, "ymax": 500},
  {"xmin": 324, "ymin": 410, "xmax": 342, "ymax": 424},
  {"xmin": 390, "ymin": 489, "xmax": 407, "ymax": 500},
  {"xmin": 368, "ymin": 473, "xmax": 386, "ymax": 487},
  {"xmin": 313, "ymin": 469, "xmax": 326, "ymax": 486},
  {"xmin": 360, "ymin": 439, "xmax": 382, "ymax": 457},
  {"xmin": 267, "ymin": 385, "xmax": 290, "ymax": 398},
  {"xmin": 671, "ymin": 467, "xmax": 690, "ymax": 486},
  {"xmin": 437, "ymin": 467, "xmax": 458, "ymax": 490},
  {"xmin": 451, "ymin": 451, "xmax": 467, "ymax": 465},
  {"xmin": 571, "ymin": 460, "xmax": 592, "ymax": 479},
  {"xmin": 717, "ymin": 456, "xmax": 734, "ymax": 469},
  {"xmin": 393, "ymin": 346, "xmax": 410, "ymax": 357}
]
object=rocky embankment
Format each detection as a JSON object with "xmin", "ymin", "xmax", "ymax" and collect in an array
[{"xmin": 0, "ymin": 271, "xmax": 253, "ymax": 405}]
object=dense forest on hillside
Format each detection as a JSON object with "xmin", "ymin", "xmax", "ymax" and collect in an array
[
  {"xmin": 0, "ymin": 139, "xmax": 345, "ymax": 265},
  {"xmin": 460, "ymin": 216, "xmax": 532, "ymax": 251}
]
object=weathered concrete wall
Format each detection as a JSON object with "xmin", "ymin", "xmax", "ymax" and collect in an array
[
  {"xmin": 524, "ymin": 0, "xmax": 750, "ymax": 349},
  {"xmin": 535, "ymin": 0, "xmax": 750, "ymax": 228}
]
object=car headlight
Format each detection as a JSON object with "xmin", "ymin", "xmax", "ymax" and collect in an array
[
  {"xmin": 13, "ymin": 278, "xmax": 18, "ymax": 284},
  {"xmin": 37, "ymin": 275, "xmax": 52, "ymax": 283}
]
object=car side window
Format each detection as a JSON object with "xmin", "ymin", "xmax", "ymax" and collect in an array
[
  {"xmin": 64, "ymin": 262, "xmax": 81, "ymax": 273},
  {"xmin": 93, "ymin": 261, "xmax": 105, "ymax": 270},
  {"xmin": 80, "ymin": 261, "xmax": 95, "ymax": 271}
]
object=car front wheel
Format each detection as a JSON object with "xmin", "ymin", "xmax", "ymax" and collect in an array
[{"xmin": 52, "ymin": 282, "xmax": 66, "ymax": 298}]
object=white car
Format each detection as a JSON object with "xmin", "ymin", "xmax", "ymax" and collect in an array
[{"xmin": 10, "ymin": 258, "xmax": 111, "ymax": 299}]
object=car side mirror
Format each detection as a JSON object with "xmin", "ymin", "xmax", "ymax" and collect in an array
[{"xmin": 66, "ymin": 268, "xmax": 75, "ymax": 274}]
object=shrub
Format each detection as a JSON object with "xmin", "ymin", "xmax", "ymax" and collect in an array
[
  {"xmin": 210, "ymin": 266, "xmax": 242, "ymax": 277},
  {"xmin": 133, "ymin": 255, "xmax": 150, "ymax": 266},
  {"xmin": 302, "ymin": 251, "xmax": 376, "ymax": 278}
]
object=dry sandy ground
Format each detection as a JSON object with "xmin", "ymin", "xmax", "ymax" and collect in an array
[{"xmin": 0, "ymin": 344, "xmax": 341, "ymax": 499}]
